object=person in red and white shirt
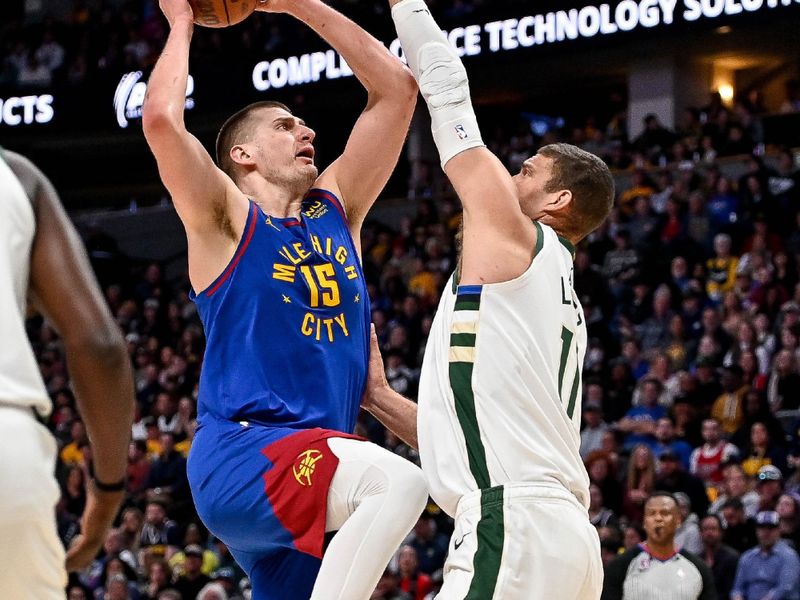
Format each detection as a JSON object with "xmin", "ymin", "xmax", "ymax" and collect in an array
[{"xmin": 690, "ymin": 418, "xmax": 739, "ymax": 485}]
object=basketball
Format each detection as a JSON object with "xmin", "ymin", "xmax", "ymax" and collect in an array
[{"xmin": 188, "ymin": 0, "xmax": 258, "ymax": 28}]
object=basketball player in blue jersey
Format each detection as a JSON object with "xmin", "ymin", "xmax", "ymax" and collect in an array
[{"xmin": 142, "ymin": 1, "xmax": 428, "ymax": 598}]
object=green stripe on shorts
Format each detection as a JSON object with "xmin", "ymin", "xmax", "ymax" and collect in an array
[{"xmin": 466, "ymin": 486, "xmax": 505, "ymax": 600}]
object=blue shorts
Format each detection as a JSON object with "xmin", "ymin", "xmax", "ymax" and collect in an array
[{"xmin": 187, "ymin": 417, "xmax": 358, "ymax": 600}]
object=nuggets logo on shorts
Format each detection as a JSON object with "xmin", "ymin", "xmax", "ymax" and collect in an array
[{"xmin": 293, "ymin": 449, "xmax": 324, "ymax": 486}]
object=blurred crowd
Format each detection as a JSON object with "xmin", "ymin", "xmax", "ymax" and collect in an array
[{"xmin": 0, "ymin": 0, "xmax": 492, "ymax": 88}]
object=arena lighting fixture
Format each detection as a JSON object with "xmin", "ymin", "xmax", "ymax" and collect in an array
[{"xmin": 718, "ymin": 84, "xmax": 735, "ymax": 104}]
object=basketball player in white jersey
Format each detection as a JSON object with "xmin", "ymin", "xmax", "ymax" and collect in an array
[
  {"xmin": 360, "ymin": 1, "xmax": 615, "ymax": 597},
  {"xmin": 0, "ymin": 150, "xmax": 134, "ymax": 597}
]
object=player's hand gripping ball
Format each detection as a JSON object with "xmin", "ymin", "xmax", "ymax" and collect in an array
[{"xmin": 187, "ymin": 0, "xmax": 259, "ymax": 27}]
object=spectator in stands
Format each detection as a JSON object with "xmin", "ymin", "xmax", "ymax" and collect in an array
[
  {"xmin": 650, "ymin": 417, "xmax": 694, "ymax": 470},
  {"xmin": 690, "ymin": 418, "xmax": 739, "ymax": 485},
  {"xmin": 706, "ymin": 233, "xmax": 739, "ymax": 303},
  {"xmin": 17, "ymin": 51, "xmax": 52, "ymax": 86},
  {"xmin": 638, "ymin": 286, "xmax": 674, "ymax": 353},
  {"xmin": 768, "ymin": 149, "xmax": 799, "ymax": 225},
  {"xmin": 142, "ymin": 558, "xmax": 173, "ymax": 600},
  {"xmin": 407, "ymin": 515, "xmax": 449, "ymax": 577},
  {"xmin": 767, "ymin": 348, "xmax": 800, "ymax": 411},
  {"xmin": 581, "ymin": 399, "xmax": 609, "ymax": 459},
  {"xmin": 589, "ymin": 483, "xmax": 619, "ymax": 529},
  {"xmin": 586, "ymin": 451, "xmax": 623, "ymax": 515},
  {"xmin": 628, "ymin": 196, "xmax": 660, "ymax": 251},
  {"xmin": 173, "ymin": 544, "xmax": 211, "ymax": 599},
  {"xmin": 169, "ymin": 523, "xmax": 219, "ymax": 577},
  {"xmin": 732, "ymin": 389, "xmax": 787, "ymax": 452},
  {"xmin": 35, "ymin": 29, "xmax": 65, "ymax": 74},
  {"xmin": 622, "ymin": 523, "xmax": 646, "ymax": 551},
  {"xmin": 371, "ymin": 568, "xmax": 412, "ymax": 600},
  {"xmin": 731, "ymin": 510, "xmax": 800, "ymax": 600},
  {"xmin": 674, "ymin": 491, "xmax": 703, "ymax": 555},
  {"xmin": 722, "ymin": 498, "xmax": 758, "ymax": 554},
  {"xmin": 602, "ymin": 229, "xmax": 641, "ymax": 299},
  {"xmin": 146, "ymin": 432, "xmax": 190, "ymax": 506},
  {"xmin": 692, "ymin": 356, "xmax": 723, "ymax": 413},
  {"xmin": 633, "ymin": 114, "xmax": 677, "ymax": 165},
  {"xmin": 61, "ymin": 419, "xmax": 89, "ymax": 466},
  {"xmin": 618, "ymin": 379, "xmax": 666, "ymax": 449},
  {"xmin": 139, "ymin": 500, "xmax": 180, "ymax": 555},
  {"xmin": 93, "ymin": 555, "xmax": 141, "ymax": 600},
  {"xmin": 700, "ymin": 514, "xmax": 740, "ymax": 600},
  {"xmin": 127, "ymin": 440, "xmax": 151, "ymax": 501},
  {"xmin": 712, "ymin": 365, "xmax": 749, "ymax": 435},
  {"xmin": 756, "ymin": 465, "xmax": 786, "ymax": 513},
  {"xmin": 740, "ymin": 422, "xmax": 788, "ymax": 477},
  {"xmin": 397, "ymin": 545, "xmax": 432, "ymax": 600},
  {"xmin": 709, "ymin": 463, "xmax": 760, "ymax": 517},
  {"xmin": 655, "ymin": 449, "xmax": 710, "ymax": 517},
  {"xmin": 622, "ymin": 444, "xmax": 657, "ymax": 523},
  {"xmin": 777, "ymin": 493, "xmax": 800, "ymax": 550},
  {"xmin": 62, "ymin": 464, "xmax": 88, "ymax": 519}
]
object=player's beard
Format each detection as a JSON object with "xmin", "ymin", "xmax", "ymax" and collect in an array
[{"xmin": 264, "ymin": 162, "xmax": 319, "ymax": 199}]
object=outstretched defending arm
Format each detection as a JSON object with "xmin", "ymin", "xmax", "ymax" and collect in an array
[
  {"xmin": 7, "ymin": 151, "xmax": 135, "ymax": 571},
  {"xmin": 389, "ymin": 0, "xmax": 537, "ymax": 285},
  {"xmin": 264, "ymin": 0, "xmax": 417, "ymax": 233}
]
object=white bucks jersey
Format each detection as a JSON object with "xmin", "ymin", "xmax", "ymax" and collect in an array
[
  {"xmin": 417, "ymin": 222, "xmax": 590, "ymax": 516},
  {"xmin": 0, "ymin": 152, "xmax": 50, "ymax": 415}
]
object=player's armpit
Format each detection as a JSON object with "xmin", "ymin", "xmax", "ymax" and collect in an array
[
  {"xmin": 447, "ymin": 148, "xmax": 538, "ymax": 285},
  {"xmin": 142, "ymin": 115, "xmax": 244, "ymax": 235}
]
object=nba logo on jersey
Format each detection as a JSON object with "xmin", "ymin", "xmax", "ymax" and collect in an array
[{"xmin": 455, "ymin": 124, "xmax": 468, "ymax": 139}]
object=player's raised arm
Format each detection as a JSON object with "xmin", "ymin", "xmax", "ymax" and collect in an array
[
  {"xmin": 261, "ymin": 0, "xmax": 417, "ymax": 229},
  {"xmin": 142, "ymin": 0, "xmax": 244, "ymax": 238},
  {"xmin": 389, "ymin": 0, "xmax": 537, "ymax": 284}
]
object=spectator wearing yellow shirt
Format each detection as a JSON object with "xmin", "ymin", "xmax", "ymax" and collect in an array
[
  {"xmin": 168, "ymin": 524, "xmax": 219, "ymax": 576},
  {"xmin": 712, "ymin": 365, "xmax": 750, "ymax": 435},
  {"xmin": 408, "ymin": 257, "xmax": 437, "ymax": 303},
  {"xmin": 706, "ymin": 233, "xmax": 739, "ymax": 302},
  {"xmin": 59, "ymin": 419, "xmax": 88, "ymax": 466}
]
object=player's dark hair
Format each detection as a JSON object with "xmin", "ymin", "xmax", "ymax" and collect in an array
[
  {"xmin": 216, "ymin": 101, "xmax": 292, "ymax": 181},
  {"xmin": 537, "ymin": 143, "xmax": 615, "ymax": 241}
]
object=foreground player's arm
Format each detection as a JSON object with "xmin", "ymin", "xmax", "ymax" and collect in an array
[
  {"xmin": 390, "ymin": 0, "xmax": 536, "ymax": 284},
  {"xmin": 265, "ymin": 0, "xmax": 417, "ymax": 229},
  {"xmin": 7, "ymin": 151, "xmax": 135, "ymax": 571},
  {"xmin": 362, "ymin": 326, "xmax": 419, "ymax": 449},
  {"xmin": 142, "ymin": 1, "xmax": 245, "ymax": 244}
]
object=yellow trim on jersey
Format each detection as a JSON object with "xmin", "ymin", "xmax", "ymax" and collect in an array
[
  {"xmin": 450, "ymin": 346, "xmax": 477, "ymax": 363},
  {"xmin": 452, "ymin": 321, "xmax": 479, "ymax": 335}
]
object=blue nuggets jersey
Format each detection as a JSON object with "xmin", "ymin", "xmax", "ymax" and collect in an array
[{"xmin": 192, "ymin": 189, "xmax": 370, "ymax": 433}]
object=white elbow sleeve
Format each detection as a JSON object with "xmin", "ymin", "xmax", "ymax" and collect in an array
[{"xmin": 391, "ymin": 0, "xmax": 484, "ymax": 168}]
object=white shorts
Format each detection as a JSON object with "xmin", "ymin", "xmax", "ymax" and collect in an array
[
  {"xmin": 0, "ymin": 405, "xmax": 66, "ymax": 599},
  {"xmin": 437, "ymin": 483, "xmax": 603, "ymax": 600}
]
